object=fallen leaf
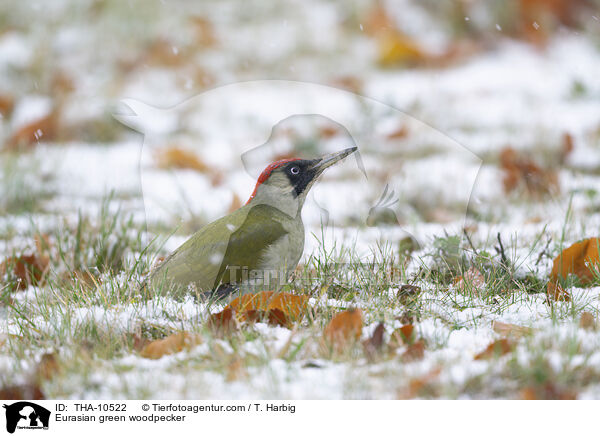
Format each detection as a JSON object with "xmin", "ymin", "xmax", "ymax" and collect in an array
[
  {"xmin": 517, "ymin": 0, "xmax": 588, "ymax": 39},
  {"xmin": 546, "ymin": 281, "xmax": 571, "ymax": 302},
  {"xmin": 579, "ymin": 312, "xmax": 596, "ymax": 330},
  {"xmin": 37, "ymin": 353, "xmax": 60, "ymax": 381},
  {"xmin": 207, "ymin": 307, "xmax": 238, "ymax": 335},
  {"xmin": 318, "ymin": 124, "xmax": 342, "ymax": 139},
  {"xmin": 7, "ymin": 112, "xmax": 58, "ymax": 149},
  {"xmin": 190, "ymin": 16, "xmax": 217, "ymax": 47},
  {"xmin": 51, "ymin": 71, "xmax": 75, "ymax": 96},
  {"xmin": 0, "ymin": 253, "xmax": 50, "ymax": 291},
  {"xmin": 130, "ymin": 334, "xmax": 152, "ymax": 352},
  {"xmin": 395, "ymin": 309, "xmax": 418, "ymax": 325},
  {"xmin": 330, "ymin": 76, "xmax": 363, "ymax": 94},
  {"xmin": 363, "ymin": 3, "xmax": 395, "ymax": 36},
  {"xmin": 377, "ymin": 30, "xmax": 429, "ymax": 67},
  {"xmin": 550, "ymin": 238, "xmax": 600, "ymax": 286},
  {"xmin": 0, "ymin": 384, "xmax": 45, "ymax": 400},
  {"xmin": 519, "ymin": 383, "xmax": 577, "ymax": 400},
  {"xmin": 0, "ymin": 94, "xmax": 15, "ymax": 117},
  {"xmin": 144, "ymin": 38, "xmax": 186, "ymax": 67},
  {"xmin": 225, "ymin": 356, "xmax": 247, "ymax": 382},
  {"xmin": 474, "ymin": 338, "xmax": 515, "ymax": 360},
  {"xmin": 140, "ymin": 332, "xmax": 202, "ymax": 359},
  {"xmin": 155, "ymin": 146, "xmax": 210, "ymax": 172},
  {"xmin": 209, "ymin": 170, "xmax": 224, "ymax": 187},
  {"xmin": 68, "ymin": 270, "xmax": 99, "ymax": 288},
  {"xmin": 391, "ymin": 323, "xmax": 418, "ymax": 346},
  {"xmin": 323, "ymin": 308, "xmax": 363, "ymax": 350},
  {"xmin": 454, "ymin": 267, "xmax": 485, "ymax": 295},
  {"xmin": 401, "ymin": 340, "xmax": 425, "ymax": 362},
  {"xmin": 397, "ymin": 284, "xmax": 421, "ymax": 305},
  {"xmin": 492, "ymin": 321, "xmax": 533, "ymax": 339},
  {"xmin": 362, "ymin": 322, "xmax": 385, "ymax": 359},
  {"xmin": 560, "ymin": 132, "xmax": 574, "ymax": 164},
  {"xmin": 365, "ymin": 3, "xmax": 477, "ymax": 68},
  {"xmin": 499, "ymin": 146, "xmax": 559, "ymax": 197},
  {"xmin": 227, "ymin": 291, "xmax": 309, "ymax": 322},
  {"xmin": 385, "ymin": 124, "xmax": 409, "ymax": 140},
  {"xmin": 519, "ymin": 387, "xmax": 537, "ymax": 400},
  {"xmin": 391, "ymin": 324, "xmax": 416, "ymax": 347},
  {"xmin": 399, "ymin": 367, "xmax": 441, "ymax": 399},
  {"xmin": 243, "ymin": 308, "xmax": 290, "ymax": 328}
]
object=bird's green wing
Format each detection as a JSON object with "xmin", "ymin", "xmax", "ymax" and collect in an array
[
  {"xmin": 215, "ymin": 203, "xmax": 289, "ymax": 286},
  {"xmin": 149, "ymin": 203, "xmax": 289, "ymax": 294}
]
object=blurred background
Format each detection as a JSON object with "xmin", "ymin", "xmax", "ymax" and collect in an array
[{"xmin": 1, "ymin": 0, "xmax": 599, "ymax": 247}]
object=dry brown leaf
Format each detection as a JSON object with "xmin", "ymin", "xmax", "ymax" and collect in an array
[
  {"xmin": 579, "ymin": 312, "xmax": 596, "ymax": 330},
  {"xmin": 519, "ymin": 383, "xmax": 577, "ymax": 400},
  {"xmin": 492, "ymin": 321, "xmax": 533, "ymax": 339},
  {"xmin": 395, "ymin": 309, "xmax": 417, "ymax": 325},
  {"xmin": 51, "ymin": 71, "xmax": 75, "ymax": 96},
  {"xmin": 37, "ymin": 352, "xmax": 60, "ymax": 381},
  {"xmin": 0, "ymin": 384, "xmax": 45, "ymax": 400},
  {"xmin": 560, "ymin": 132, "xmax": 574, "ymax": 164},
  {"xmin": 0, "ymin": 94, "xmax": 15, "ymax": 117},
  {"xmin": 144, "ymin": 39, "xmax": 186, "ymax": 67},
  {"xmin": 518, "ymin": 0, "xmax": 588, "ymax": 33},
  {"xmin": 546, "ymin": 281, "xmax": 571, "ymax": 302},
  {"xmin": 499, "ymin": 147, "xmax": 559, "ymax": 197},
  {"xmin": 399, "ymin": 367, "xmax": 441, "ymax": 399},
  {"xmin": 454, "ymin": 267, "xmax": 485, "ymax": 295},
  {"xmin": 130, "ymin": 334, "xmax": 152, "ymax": 352},
  {"xmin": 547, "ymin": 238, "xmax": 600, "ymax": 302},
  {"xmin": 385, "ymin": 124, "xmax": 409, "ymax": 141},
  {"xmin": 401, "ymin": 340, "xmax": 425, "ymax": 362},
  {"xmin": 474, "ymin": 338, "xmax": 515, "ymax": 360},
  {"xmin": 319, "ymin": 124, "xmax": 342, "ymax": 139},
  {"xmin": 225, "ymin": 356, "xmax": 248, "ymax": 382},
  {"xmin": 397, "ymin": 284, "xmax": 421, "ymax": 305},
  {"xmin": 155, "ymin": 146, "xmax": 210, "ymax": 172},
  {"xmin": 365, "ymin": 2, "xmax": 476, "ymax": 68},
  {"xmin": 190, "ymin": 16, "xmax": 217, "ymax": 47},
  {"xmin": 525, "ymin": 216, "xmax": 543, "ymax": 224},
  {"xmin": 209, "ymin": 170, "xmax": 224, "ymax": 187},
  {"xmin": 207, "ymin": 307, "xmax": 239, "ymax": 335},
  {"xmin": 0, "ymin": 253, "xmax": 50, "ymax": 291},
  {"xmin": 550, "ymin": 238, "xmax": 600, "ymax": 285},
  {"xmin": 390, "ymin": 324, "xmax": 417, "ymax": 349},
  {"xmin": 140, "ymin": 332, "xmax": 202, "ymax": 359},
  {"xmin": 243, "ymin": 308, "xmax": 290, "ymax": 328},
  {"xmin": 7, "ymin": 112, "xmax": 58, "ymax": 149},
  {"xmin": 395, "ymin": 324, "xmax": 415, "ymax": 346},
  {"xmin": 362, "ymin": 322, "xmax": 385, "ymax": 360},
  {"xmin": 69, "ymin": 270, "xmax": 99, "ymax": 288},
  {"xmin": 377, "ymin": 30, "xmax": 429, "ymax": 67},
  {"xmin": 363, "ymin": 3, "xmax": 395, "ymax": 36},
  {"xmin": 227, "ymin": 291, "xmax": 309, "ymax": 323},
  {"xmin": 330, "ymin": 76, "xmax": 363, "ymax": 94},
  {"xmin": 323, "ymin": 308, "xmax": 363, "ymax": 350}
]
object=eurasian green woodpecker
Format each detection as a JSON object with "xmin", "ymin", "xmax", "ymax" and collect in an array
[{"xmin": 149, "ymin": 146, "xmax": 357, "ymax": 299}]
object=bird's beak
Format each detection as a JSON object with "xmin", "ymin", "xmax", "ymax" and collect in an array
[{"xmin": 310, "ymin": 146, "xmax": 357, "ymax": 175}]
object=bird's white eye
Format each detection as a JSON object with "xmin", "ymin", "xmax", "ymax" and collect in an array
[{"xmin": 290, "ymin": 166, "xmax": 300, "ymax": 175}]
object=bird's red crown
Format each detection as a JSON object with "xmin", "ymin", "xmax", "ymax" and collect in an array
[{"xmin": 246, "ymin": 158, "xmax": 301, "ymax": 204}]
